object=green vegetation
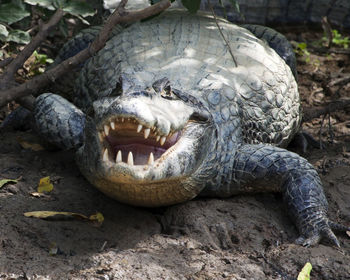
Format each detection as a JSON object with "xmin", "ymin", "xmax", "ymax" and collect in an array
[
  {"xmin": 329, "ymin": 29, "xmax": 349, "ymax": 48},
  {"xmin": 293, "ymin": 41, "xmax": 320, "ymax": 67},
  {"xmin": 0, "ymin": 0, "xmax": 95, "ymax": 45},
  {"xmin": 27, "ymin": 51, "xmax": 54, "ymax": 76},
  {"xmin": 294, "ymin": 42, "xmax": 312, "ymax": 63},
  {"xmin": 294, "ymin": 42, "xmax": 310, "ymax": 61}
]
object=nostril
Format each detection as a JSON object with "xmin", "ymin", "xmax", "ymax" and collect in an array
[{"xmin": 111, "ymin": 82, "xmax": 123, "ymax": 96}]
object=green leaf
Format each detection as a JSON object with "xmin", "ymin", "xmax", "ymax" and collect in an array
[
  {"xmin": 228, "ymin": 0, "xmax": 240, "ymax": 13},
  {"xmin": 0, "ymin": 24, "xmax": 9, "ymax": 38},
  {"xmin": 12, "ymin": 0, "xmax": 27, "ymax": 10},
  {"xmin": 34, "ymin": 51, "xmax": 53, "ymax": 64},
  {"xmin": 298, "ymin": 42, "xmax": 307, "ymax": 51},
  {"xmin": 0, "ymin": 3, "xmax": 30, "ymax": 25},
  {"xmin": 0, "ymin": 179, "xmax": 18, "ymax": 189},
  {"xmin": 181, "ymin": 0, "xmax": 201, "ymax": 14},
  {"xmin": 58, "ymin": 19, "xmax": 69, "ymax": 37},
  {"xmin": 5, "ymin": 30, "xmax": 31, "ymax": 44},
  {"xmin": 24, "ymin": 0, "xmax": 55, "ymax": 11},
  {"xmin": 62, "ymin": 0, "xmax": 96, "ymax": 18},
  {"xmin": 297, "ymin": 262, "xmax": 312, "ymax": 280}
]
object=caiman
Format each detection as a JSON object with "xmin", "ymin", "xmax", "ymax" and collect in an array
[{"xmin": 33, "ymin": 7, "xmax": 350, "ymax": 247}]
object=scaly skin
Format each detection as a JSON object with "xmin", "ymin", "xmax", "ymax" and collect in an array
[
  {"xmin": 104, "ymin": 0, "xmax": 350, "ymax": 28},
  {"xmin": 34, "ymin": 10, "xmax": 350, "ymax": 247},
  {"xmin": 200, "ymin": 0, "xmax": 350, "ymax": 28}
]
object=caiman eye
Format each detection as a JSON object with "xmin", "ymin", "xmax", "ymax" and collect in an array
[
  {"xmin": 160, "ymin": 86, "xmax": 180, "ymax": 100},
  {"xmin": 152, "ymin": 78, "xmax": 179, "ymax": 100}
]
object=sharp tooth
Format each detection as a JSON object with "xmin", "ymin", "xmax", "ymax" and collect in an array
[
  {"xmin": 103, "ymin": 148, "xmax": 108, "ymax": 161},
  {"xmin": 144, "ymin": 128, "xmax": 150, "ymax": 139},
  {"xmin": 110, "ymin": 121, "xmax": 115, "ymax": 130},
  {"xmin": 98, "ymin": 132, "xmax": 104, "ymax": 142},
  {"xmin": 104, "ymin": 125, "xmax": 110, "ymax": 136},
  {"xmin": 156, "ymin": 135, "xmax": 160, "ymax": 142},
  {"xmin": 137, "ymin": 124, "xmax": 143, "ymax": 133},
  {"xmin": 148, "ymin": 152, "xmax": 154, "ymax": 165},
  {"xmin": 127, "ymin": 151, "xmax": 134, "ymax": 166},
  {"xmin": 160, "ymin": 136, "xmax": 166, "ymax": 145},
  {"xmin": 116, "ymin": 150, "xmax": 122, "ymax": 163}
]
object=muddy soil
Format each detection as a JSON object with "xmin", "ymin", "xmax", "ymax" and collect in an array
[{"xmin": 1, "ymin": 28, "xmax": 350, "ymax": 280}]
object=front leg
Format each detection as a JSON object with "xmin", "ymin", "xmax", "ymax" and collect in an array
[
  {"xmin": 34, "ymin": 93, "xmax": 86, "ymax": 150},
  {"xmin": 231, "ymin": 144, "xmax": 348, "ymax": 247}
]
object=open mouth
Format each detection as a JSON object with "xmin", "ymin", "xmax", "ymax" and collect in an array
[{"xmin": 99, "ymin": 117, "xmax": 182, "ymax": 166}]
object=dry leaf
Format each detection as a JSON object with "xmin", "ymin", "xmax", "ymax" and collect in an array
[
  {"xmin": 0, "ymin": 178, "xmax": 18, "ymax": 188},
  {"xmin": 24, "ymin": 211, "xmax": 104, "ymax": 226},
  {"xmin": 89, "ymin": 212, "xmax": 104, "ymax": 226},
  {"xmin": 30, "ymin": 192, "xmax": 51, "ymax": 198},
  {"xmin": 17, "ymin": 137, "xmax": 44, "ymax": 151},
  {"xmin": 24, "ymin": 211, "xmax": 87, "ymax": 221},
  {"xmin": 30, "ymin": 192, "xmax": 43, "ymax": 197},
  {"xmin": 38, "ymin": 176, "xmax": 53, "ymax": 193}
]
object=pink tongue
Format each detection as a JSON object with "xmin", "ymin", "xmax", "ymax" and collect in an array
[{"xmin": 113, "ymin": 144, "xmax": 166, "ymax": 165}]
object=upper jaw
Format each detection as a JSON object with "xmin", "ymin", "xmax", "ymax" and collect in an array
[{"xmin": 98, "ymin": 115, "xmax": 183, "ymax": 167}]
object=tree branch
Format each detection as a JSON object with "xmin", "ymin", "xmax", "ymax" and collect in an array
[
  {"xmin": 0, "ymin": 9, "xmax": 65, "ymax": 86},
  {"xmin": 0, "ymin": 0, "xmax": 171, "ymax": 108},
  {"xmin": 0, "ymin": 57, "xmax": 13, "ymax": 69},
  {"xmin": 208, "ymin": 0, "xmax": 237, "ymax": 67}
]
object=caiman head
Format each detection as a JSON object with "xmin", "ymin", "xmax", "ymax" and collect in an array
[{"xmin": 76, "ymin": 78, "xmax": 215, "ymax": 207}]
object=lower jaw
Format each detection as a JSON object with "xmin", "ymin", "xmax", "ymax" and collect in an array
[
  {"xmin": 111, "ymin": 144, "xmax": 166, "ymax": 165},
  {"xmin": 85, "ymin": 175, "xmax": 200, "ymax": 207},
  {"xmin": 76, "ymin": 145, "xmax": 202, "ymax": 206}
]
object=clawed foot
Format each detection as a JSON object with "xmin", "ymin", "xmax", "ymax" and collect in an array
[{"xmin": 295, "ymin": 221, "xmax": 350, "ymax": 247}]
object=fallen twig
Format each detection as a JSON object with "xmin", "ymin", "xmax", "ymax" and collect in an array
[
  {"xmin": 309, "ymin": 46, "xmax": 350, "ymax": 55},
  {"xmin": 327, "ymin": 74, "xmax": 350, "ymax": 88},
  {"xmin": 302, "ymin": 98, "xmax": 350, "ymax": 122},
  {"xmin": 0, "ymin": 0, "xmax": 171, "ymax": 108},
  {"xmin": 321, "ymin": 16, "xmax": 332, "ymax": 48},
  {"xmin": 319, "ymin": 114, "xmax": 327, "ymax": 149},
  {"xmin": 0, "ymin": 57, "xmax": 14, "ymax": 69},
  {"xmin": 324, "ymin": 74, "xmax": 350, "ymax": 96}
]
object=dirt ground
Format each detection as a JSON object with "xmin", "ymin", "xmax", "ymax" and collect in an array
[{"xmin": 1, "ymin": 27, "xmax": 350, "ymax": 280}]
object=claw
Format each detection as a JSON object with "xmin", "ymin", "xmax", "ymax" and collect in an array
[
  {"xmin": 295, "ymin": 235, "xmax": 321, "ymax": 247},
  {"xmin": 329, "ymin": 221, "xmax": 350, "ymax": 232},
  {"xmin": 296, "ymin": 227, "xmax": 341, "ymax": 247},
  {"xmin": 321, "ymin": 228, "xmax": 341, "ymax": 247}
]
